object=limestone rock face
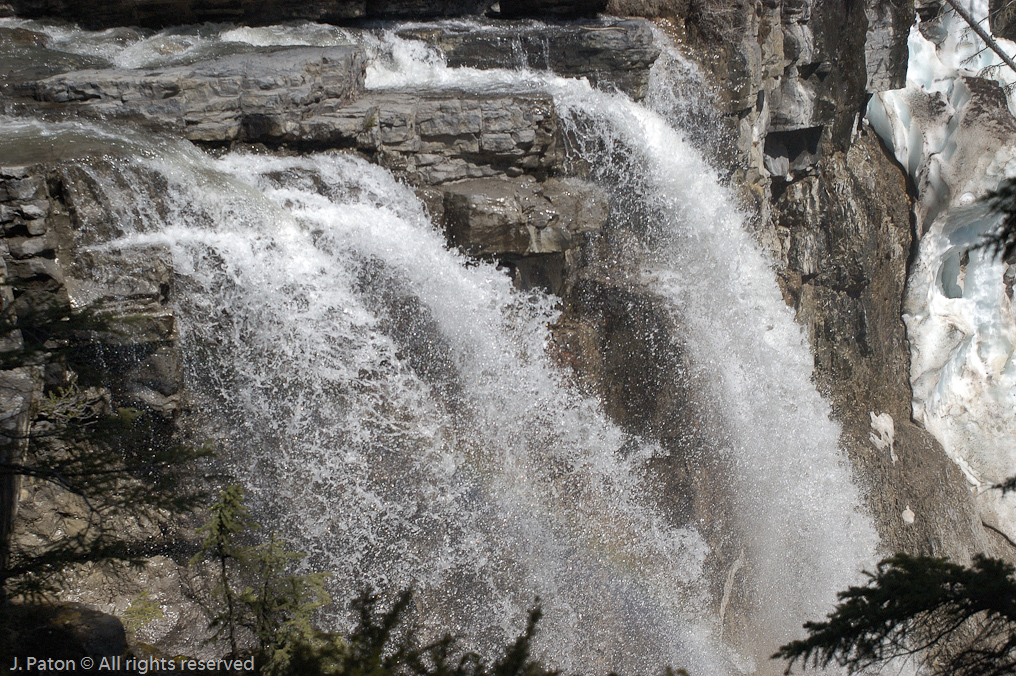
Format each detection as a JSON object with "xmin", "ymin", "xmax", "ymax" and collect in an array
[
  {"xmin": 606, "ymin": 0, "xmax": 912, "ymax": 188},
  {"xmin": 32, "ymin": 47, "xmax": 366, "ymax": 144},
  {"xmin": 1, "ymin": 160, "xmax": 180, "ymax": 414},
  {"xmin": 773, "ymin": 130, "xmax": 1000, "ymax": 560},
  {"xmin": 324, "ymin": 91, "xmax": 563, "ymax": 185},
  {"xmin": 398, "ymin": 19, "xmax": 660, "ymax": 100},
  {"xmin": 17, "ymin": 47, "xmax": 564, "ymax": 185}
]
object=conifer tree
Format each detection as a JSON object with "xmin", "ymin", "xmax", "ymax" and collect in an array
[
  {"xmin": 191, "ymin": 485, "xmax": 334, "ymax": 674},
  {"xmin": 773, "ymin": 553, "xmax": 1016, "ymax": 676}
]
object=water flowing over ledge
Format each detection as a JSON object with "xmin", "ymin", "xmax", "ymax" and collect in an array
[{"xmin": 0, "ymin": 17, "xmax": 878, "ymax": 675}]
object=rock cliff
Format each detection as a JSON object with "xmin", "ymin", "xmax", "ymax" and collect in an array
[
  {"xmin": 1, "ymin": 0, "xmax": 1011, "ymax": 664},
  {"xmin": 592, "ymin": 0, "xmax": 1000, "ymax": 564}
]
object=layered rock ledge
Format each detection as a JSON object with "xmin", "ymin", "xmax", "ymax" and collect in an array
[
  {"xmin": 398, "ymin": 19, "xmax": 660, "ymax": 100},
  {"xmin": 31, "ymin": 47, "xmax": 366, "ymax": 144}
]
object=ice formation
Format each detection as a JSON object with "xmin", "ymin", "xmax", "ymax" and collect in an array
[{"xmin": 867, "ymin": 0, "xmax": 1016, "ymax": 540}]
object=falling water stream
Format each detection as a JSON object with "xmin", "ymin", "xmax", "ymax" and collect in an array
[{"xmin": 0, "ymin": 18, "xmax": 878, "ymax": 675}]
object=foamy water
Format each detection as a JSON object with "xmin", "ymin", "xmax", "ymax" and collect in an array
[{"xmin": 0, "ymin": 18, "xmax": 880, "ymax": 675}]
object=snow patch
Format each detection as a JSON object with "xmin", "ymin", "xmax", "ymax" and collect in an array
[{"xmin": 869, "ymin": 411, "xmax": 897, "ymax": 464}]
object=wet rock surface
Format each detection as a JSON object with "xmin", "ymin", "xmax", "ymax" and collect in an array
[
  {"xmin": 323, "ymin": 89, "xmax": 563, "ymax": 184},
  {"xmin": 439, "ymin": 176, "xmax": 607, "ymax": 294},
  {"xmin": 773, "ymin": 130, "xmax": 1001, "ymax": 560},
  {"xmin": 0, "ymin": 159, "xmax": 180, "ymax": 413},
  {"xmin": 398, "ymin": 19, "xmax": 660, "ymax": 100},
  {"xmin": 31, "ymin": 46, "xmax": 366, "ymax": 143},
  {"xmin": 441, "ymin": 176, "xmax": 607, "ymax": 256},
  {"xmin": 10, "ymin": 46, "xmax": 566, "ymax": 184}
]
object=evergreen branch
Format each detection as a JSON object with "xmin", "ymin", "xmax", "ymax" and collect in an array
[{"xmin": 774, "ymin": 554, "xmax": 1016, "ymax": 676}]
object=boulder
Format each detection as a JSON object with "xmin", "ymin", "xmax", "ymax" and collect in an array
[
  {"xmin": 441, "ymin": 176, "xmax": 607, "ymax": 256},
  {"xmin": 398, "ymin": 19, "xmax": 660, "ymax": 100},
  {"xmin": 5, "ymin": 603, "xmax": 127, "ymax": 659}
]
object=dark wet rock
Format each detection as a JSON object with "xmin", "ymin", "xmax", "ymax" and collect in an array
[
  {"xmin": 398, "ymin": 19, "xmax": 660, "ymax": 100},
  {"xmin": 551, "ymin": 272, "xmax": 740, "ymax": 611},
  {"xmin": 0, "ymin": 367, "xmax": 40, "ymax": 573},
  {"xmin": 990, "ymin": 0, "xmax": 1016, "ymax": 41},
  {"xmin": 1, "ymin": 44, "xmax": 111, "ymax": 99},
  {"xmin": 6, "ymin": 0, "xmax": 610, "ymax": 27},
  {"xmin": 367, "ymin": 0, "xmax": 492, "ymax": 17},
  {"xmin": 499, "ymin": 0, "xmax": 608, "ymax": 17},
  {"xmin": 5, "ymin": 603, "xmax": 127, "ymax": 659},
  {"xmin": 8, "ymin": 0, "xmax": 368, "ymax": 29},
  {"xmin": 0, "ymin": 26, "xmax": 46, "ymax": 47},
  {"xmin": 1, "ymin": 160, "xmax": 181, "ymax": 414}
]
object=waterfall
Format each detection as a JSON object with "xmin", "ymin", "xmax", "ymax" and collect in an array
[{"xmin": 0, "ymin": 18, "xmax": 878, "ymax": 675}]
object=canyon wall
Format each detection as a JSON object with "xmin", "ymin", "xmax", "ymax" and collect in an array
[
  {"xmin": 1, "ymin": 0, "xmax": 1011, "ymax": 663},
  {"xmin": 598, "ymin": 0, "xmax": 1003, "ymax": 562}
]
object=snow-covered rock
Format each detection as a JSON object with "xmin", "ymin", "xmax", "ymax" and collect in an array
[{"xmin": 867, "ymin": 0, "xmax": 1016, "ymax": 545}]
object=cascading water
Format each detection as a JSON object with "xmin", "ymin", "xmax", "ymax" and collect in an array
[{"xmin": 0, "ymin": 17, "xmax": 878, "ymax": 675}]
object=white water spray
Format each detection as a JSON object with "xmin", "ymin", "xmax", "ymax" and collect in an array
[{"xmin": 0, "ymin": 20, "xmax": 879, "ymax": 675}]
